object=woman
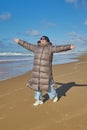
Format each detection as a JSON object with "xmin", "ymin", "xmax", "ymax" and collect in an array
[{"xmin": 14, "ymin": 36, "xmax": 75, "ymax": 106}]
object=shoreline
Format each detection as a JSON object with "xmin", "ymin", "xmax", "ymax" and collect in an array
[
  {"xmin": 0, "ymin": 52, "xmax": 86, "ymax": 83},
  {"xmin": 0, "ymin": 51, "xmax": 84, "ymax": 81},
  {"xmin": 0, "ymin": 52, "xmax": 87, "ymax": 130}
]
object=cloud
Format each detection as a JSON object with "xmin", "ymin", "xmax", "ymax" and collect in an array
[
  {"xmin": 0, "ymin": 12, "xmax": 11, "ymax": 20},
  {"xmin": 0, "ymin": 40, "xmax": 2, "ymax": 44},
  {"xmin": 68, "ymin": 31, "xmax": 87, "ymax": 44},
  {"xmin": 0, "ymin": 40, "xmax": 6, "ymax": 47},
  {"xmin": 25, "ymin": 29, "xmax": 40, "ymax": 36},
  {"xmin": 2, "ymin": 38, "xmax": 10, "ymax": 41},
  {"xmin": 47, "ymin": 22, "xmax": 57, "ymax": 27},
  {"xmin": 15, "ymin": 29, "xmax": 41, "ymax": 37},
  {"xmin": 84, "ymin": 19, "xmax": 87, "ymax": 25},
  {"xmin": 65, "ymin": 0, "xmax": 87, "ymax": 8},
  {"xmin": 41, "ymin": 19, "xmax": 57, "ymax": 27},
  {"xmin": 65, "ymin": 0, "xmax": 77, "ymax": 3}
]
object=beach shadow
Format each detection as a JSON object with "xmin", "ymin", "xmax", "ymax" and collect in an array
[{"xmin": 43, "ymin": 82, "xmax": 87, "ymax": 103}]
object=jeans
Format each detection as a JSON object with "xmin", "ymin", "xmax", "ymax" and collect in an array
[{"xmin": 34, "ymin": 82, "xmax": 57, "ymax": 100}]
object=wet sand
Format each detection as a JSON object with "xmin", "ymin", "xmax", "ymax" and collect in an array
[{"xmin": 0, "ymin": 53, "xmax": 87, "ymax": 130}]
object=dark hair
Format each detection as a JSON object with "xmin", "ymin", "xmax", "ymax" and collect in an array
[
  {"xmin": 37, "ymin": 40, "xmax": 40, "ymax": 43},
  {"xmin": 40, "ymin": 36, "xmax": 50, "ymax": 42},
  {"xmin": 49, "ymin": 42, "xmax": 52, "ymax": 45}
]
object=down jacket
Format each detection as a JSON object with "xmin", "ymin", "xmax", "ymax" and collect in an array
[{"xmin": 18, "ymin": 40, "xmax": 71, "ymax": 91}]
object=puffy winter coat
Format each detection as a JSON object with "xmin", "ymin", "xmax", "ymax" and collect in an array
[{"xmin": 18, "ymin": 40, "xmax": 71, "ymax": 91}]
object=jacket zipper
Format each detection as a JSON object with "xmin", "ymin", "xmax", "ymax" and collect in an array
[{"xmin": 38, "ymin": 46, "xmax": 45, "ymax": 90}]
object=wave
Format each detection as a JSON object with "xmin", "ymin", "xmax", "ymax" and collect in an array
[
  {"xmin": 0, "ymin": 49, "xmax": 86, "ymax": 56},
  {"xmin": 0, "ymin": 58, "xmax": 33, "ymax": 63},
  {"xmin": 0, "ymin": 52, "xmax": 34, "ymax": 56},
  {"xmin": 0, "ymin": 50, "xmax": 85, "ymax": 63},
  {"xmin": 54, "ymin": 50, "xmax": 85, "ymax": 55}
]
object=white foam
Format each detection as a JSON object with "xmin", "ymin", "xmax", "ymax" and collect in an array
[{"xmin": 0, "ymin": 52, "xmax": 34, "ymax": 56}]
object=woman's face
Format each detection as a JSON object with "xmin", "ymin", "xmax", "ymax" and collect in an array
[{"xmin": 40, "ymin": 38, "xmax": 47, "ymax": 45}]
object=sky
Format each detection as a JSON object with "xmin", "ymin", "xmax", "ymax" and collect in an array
[{"xmin": 0, "ymin": 0, "xmax": 87, "ymax": 52}]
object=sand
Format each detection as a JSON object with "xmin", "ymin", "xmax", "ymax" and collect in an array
[{"xmin": 0, "ymin": 53, "xmax": 87, "ymax": 130}]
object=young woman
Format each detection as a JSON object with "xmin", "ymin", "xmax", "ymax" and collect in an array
[{"xmin": 14, "ymin": 36, "xmax": 75, "ymax": 106}]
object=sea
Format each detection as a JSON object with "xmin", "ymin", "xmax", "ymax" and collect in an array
[{"xmin": 0, "ymin": 47, "xmax": 87, "ymax": 81}]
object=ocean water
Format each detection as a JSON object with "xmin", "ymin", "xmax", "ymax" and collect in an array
[{"xmin": 0, "ymin": 50, "xmax": 85, "ymax": 81}]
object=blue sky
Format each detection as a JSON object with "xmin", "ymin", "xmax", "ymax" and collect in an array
[{"xmin": 0, "ymin": 0, "xmax": 87, "ymax": 52}]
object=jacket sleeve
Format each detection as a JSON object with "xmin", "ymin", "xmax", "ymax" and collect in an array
[
  {"xmin": 51, "ymin": 44, "xmax": 71, "ymax": 53},
  {"xmin": 18, "ymin": 39, "xmax": 36, "ymax": 52}
]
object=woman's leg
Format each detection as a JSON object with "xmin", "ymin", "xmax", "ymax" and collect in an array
[
  {"xmin": 48, "ymin": 84, "xmax": 57, "ymax": 99},
  {"xmin": 33, "ymin": 91, "xmax": 43, "ymax": 106},
  {"xmin": 34, "ymin": 90, "xmax": 42, "ymax": 100},
  {"xmin": 47, "ymin": 81, "xmax": 58, "ymax": 102}
]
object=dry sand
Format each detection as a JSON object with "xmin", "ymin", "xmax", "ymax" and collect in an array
[{"xmin": 0, "ymin": 53, "xmax": 87, "ymax": 130}]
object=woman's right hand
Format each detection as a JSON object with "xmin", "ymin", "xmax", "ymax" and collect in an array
[{"xmin": 13, "ymin": 38, "xmax": 19, "ymax": 43}]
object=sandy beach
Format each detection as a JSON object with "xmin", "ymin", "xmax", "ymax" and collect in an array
[{"xmin": 0, "ymin": 53, "xmax": 87, "ymax": 130}]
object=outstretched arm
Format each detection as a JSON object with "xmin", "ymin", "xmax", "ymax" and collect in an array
[
  {"xmin": 51, "ymin": 44, "xmax": 75, "ymax": 53},
  {"xmin": 13, "ymin": 38, "xmax": 36, "ymax": 52}
]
